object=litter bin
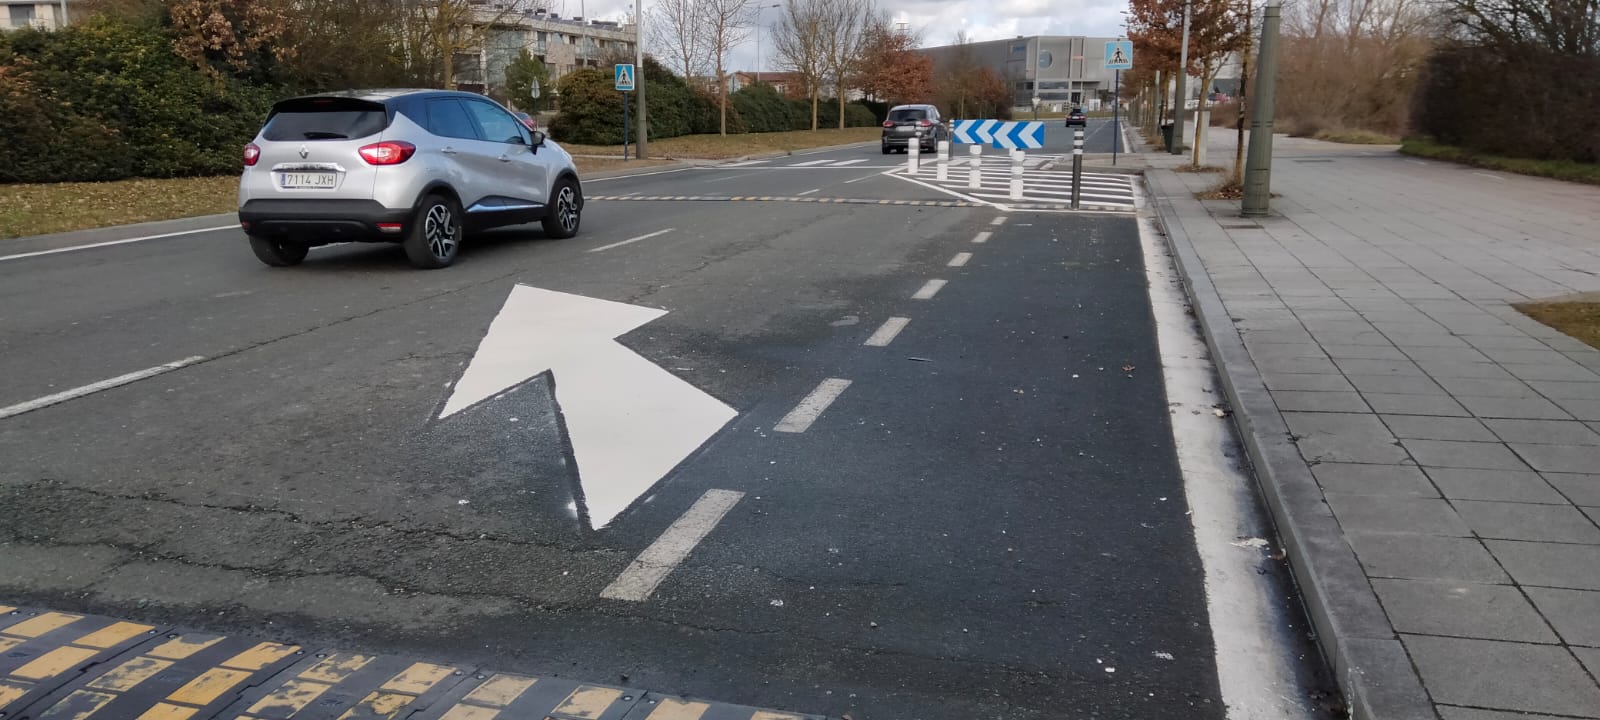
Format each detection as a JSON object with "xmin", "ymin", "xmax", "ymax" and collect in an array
[{"xmin": 1160, "ymin": 123, "xmax": 1175, "ymax": 152}]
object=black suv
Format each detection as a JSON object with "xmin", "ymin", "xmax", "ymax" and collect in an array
[
  {"xmin": 1064, "ymin": 107, "xmax": 1087, "ymax": 127},
  {"xmin": 881, "ymin": 104, "xmax": 947, "ymax": 154}
]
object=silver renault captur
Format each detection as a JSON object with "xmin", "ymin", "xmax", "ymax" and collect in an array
[{"xmin": 238, "ymin": 89, "xmax": 582, "ymax": 269}]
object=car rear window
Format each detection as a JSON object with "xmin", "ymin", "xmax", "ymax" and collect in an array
[
  {"xmin": 262, "ymin": 98, "xmax": 389, "ymax": 141},
  {"xmin": 888, "ymin": 108, "xmax": 928, "ymax": 122}
]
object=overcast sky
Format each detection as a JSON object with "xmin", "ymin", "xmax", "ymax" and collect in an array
[{"xmin": 551, "ymin": 0, "xmax": 1129, "ymax": 72}]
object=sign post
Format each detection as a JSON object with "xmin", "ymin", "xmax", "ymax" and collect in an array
[
  {"xmin": 615, "ymin": 64, "xmax": 636, "ymax": 161},
  {"xmin": 1104, "ymin": 40, "xmax": 1133, "ymax": 166}
]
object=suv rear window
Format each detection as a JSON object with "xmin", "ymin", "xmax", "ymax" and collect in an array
[
  {"xmin": 888, "ymin": 108, "xmax": 928, "ymax": 122},
  {"xmin": 262, "ymin": 98, "xmax": 389, "ymax": 141}
]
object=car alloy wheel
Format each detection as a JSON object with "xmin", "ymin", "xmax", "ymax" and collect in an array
[
  {"xmin": 424, "ymin": 203, "xmax": 458, "ymax": 260},
  {"xmin": 556, "ymin": 185, "xmax": 579, "ymax": 234}
]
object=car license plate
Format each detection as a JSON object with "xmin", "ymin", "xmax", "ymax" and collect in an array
[
  {"xmin": 896, "ymin": 126, "xmax": 914, "ymax": 134},
  {"xmin": 279, "ymin": 172, "xmax": 336, "ymax": 189}
]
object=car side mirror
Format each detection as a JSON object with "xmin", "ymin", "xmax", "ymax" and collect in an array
[{"xmin": 529, "ymin": 131, "xmax": 547, "ymax": 147}]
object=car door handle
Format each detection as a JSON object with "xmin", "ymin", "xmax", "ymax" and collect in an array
[
  {"xmin": 497, "ymin": 154, "xmax": 512, "ymax": 162},
  {"xmin": 441, "ymin": 147, "xmax": 458, "ymax": 155}
]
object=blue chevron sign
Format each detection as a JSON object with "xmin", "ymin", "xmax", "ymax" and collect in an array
[{"xmin": 992, "ymin": 121, "xmax": 1045, "ymax": 149}]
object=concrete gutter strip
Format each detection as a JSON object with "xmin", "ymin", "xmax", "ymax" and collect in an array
[{"xmin": 1143, "ymin": 169, "xmax": 1436, "ymax": 720}]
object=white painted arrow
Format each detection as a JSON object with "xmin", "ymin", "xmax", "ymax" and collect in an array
[{"xmin": 440, "ymin": 285, "xmax": 737, "ymax": 529}]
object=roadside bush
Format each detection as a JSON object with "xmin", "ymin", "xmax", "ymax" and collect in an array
[
  {"xmin": 1414, "ymin": 43, "xmax": 1600, "ymax": 164},
  {"xmin": 551, "ymin": 59, "xmax": 725, "ymax": 144},
  {"xmin": 731, "ymin": 84, "xmax": 798, "ymax": 133}
]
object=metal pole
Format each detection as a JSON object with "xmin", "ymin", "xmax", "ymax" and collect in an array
[
  {"xmin": 623, "ymin": 90, "xmax": 631, "ymax": 160},
  {"xmin": 59, "ymin": 0, "xmax": 68, "ymax": 26},
  {"xmin": 634, "ymin": 0, "xmax": 647, "ymax": 159},
  {"xmin": 1112, "ymin": 69, "xmax": 1120, "ymax": 165},
  {"xmin": 1171, "ymin": 0, "xmax": 1191, "ymax": 155},
  {"xmin": 1071, "ymin": 128, "xmax": 1084, "ymax": 209},
  {"xmin": 1242, "ymin": 2, "xmax": 1281, "ymax": 217}
]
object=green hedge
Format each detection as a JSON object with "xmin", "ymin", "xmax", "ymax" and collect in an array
[
  {"xmin": 0, "ymin": 21, "xmax": 277, "ymax": 183},
  {"xmin": 549, "ymin": 59, "xmax": 727, "ymax": 144}
]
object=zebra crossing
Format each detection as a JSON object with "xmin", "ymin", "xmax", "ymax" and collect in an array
[{"xmin": 893, "ymin": 160, "xmax": 1138, "ymax": 212}]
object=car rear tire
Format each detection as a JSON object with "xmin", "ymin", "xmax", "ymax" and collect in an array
[
  {"xmin": 542, "ymin": 177, "xmax": 582, "ymax": 239},
  {"xmin": 404, "ymin": 194, "xmax": 462, "ymax": 269},
  {"xmin": 248, "ymin": 236, "xmax": 308, "ymax": 267},
  {"xmin": 881, "ymin": 144, "xmax": 891, "ymax": 155}
]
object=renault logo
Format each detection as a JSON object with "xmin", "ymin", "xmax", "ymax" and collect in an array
[{"xmin": 298, "ymin": 145, "xmax": 309, "ymax": 159}]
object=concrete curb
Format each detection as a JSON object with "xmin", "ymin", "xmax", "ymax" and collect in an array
[{"xmin": 1142, "ymin": 168, "xmax": 1436, "ymax": 720}]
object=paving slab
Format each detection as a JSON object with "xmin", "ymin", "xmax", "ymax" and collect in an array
[
  {"xmin": 1370, "ymin": 579, "xmax": 1556, "ymax": 643},
  {"xmin": 1405, "ymin": 635, "xmax": 1600, "ymax": 717},
  {"xmin": 1524, "ymin": 587, "xmax": 1600, "ymax": 646}
]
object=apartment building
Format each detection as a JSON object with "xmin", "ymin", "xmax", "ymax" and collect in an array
[{"xmin": 0, "ymin": 0, "xmax": 64, "ymax": 31}]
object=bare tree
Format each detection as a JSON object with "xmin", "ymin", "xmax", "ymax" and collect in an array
[
  {"xmin": 1276, "ymin": 0, "xmax": 1436, "ymax": 136},
  {"xmin": 821, "ymin": 0, "xmax": 873, "ymax": 128},
  {"xmin": 649, "ymin": 0, "xmax": 710, "ymax": 80},
  {"xmin": 936, "ymin": 29, "xmax": 980, "ymax": 116},
  {"xmin": 701, "ymin": 0, "xmax": 755, "ymax": 134},
  {"xmin": 403, "ymin": 0, "xmax": 532, "ymax": 89},
  {"xmin": 772, "ymin": 0, "xmax": 830, "ymax": 129}
]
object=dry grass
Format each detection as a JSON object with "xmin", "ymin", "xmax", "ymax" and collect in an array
[
  {"xmin": 1174, "ymin": 164, "xmax": 1226, "ymax": 173},
  {"xmin": 1, "ymin": 176, "xmax": 239, "ymax": 240},
  {"xmin": 1516, "ymin": 302, "xmax": 1600, "ymax": 351},
  {"xmin": 560, "ymin": 127, "xmax": 880, "ymax": 160},
  {"xmin": 1313, "ymin": 128, "xmax": 1401, "ymax": 145},
  {"xmin": 1196, "ymin": 176, "xmax": 1245, "ymax": 200}
]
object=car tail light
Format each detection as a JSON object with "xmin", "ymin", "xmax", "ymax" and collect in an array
[
  {"xmin": 358, "ymin": 141, "xmax": 416, "ymax": 165},
  {"xmin": 882, "ymin": 121, "xmax": 894, "ymax": 128},
  {"xmin": 918, "ymin": 120, "xmax": 932, "ymax": 127},
  {"xmin": 243, "ymin": 143, "xmax": 260, "ymax": 166}
]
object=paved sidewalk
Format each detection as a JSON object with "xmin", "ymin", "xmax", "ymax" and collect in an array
[{"xmin": 1144, "ymin": 133, "xmax": 1600, "ymax": 719}]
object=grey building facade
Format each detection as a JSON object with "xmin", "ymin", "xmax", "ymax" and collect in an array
[{"xmin": 919, "ymin": 35, "xmax": 1124, "ymax": 110}]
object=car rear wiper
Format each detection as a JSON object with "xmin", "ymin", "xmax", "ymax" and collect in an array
[{"xmin": 302, "ymin": 131, "xmax": 349, "ymax": 139}]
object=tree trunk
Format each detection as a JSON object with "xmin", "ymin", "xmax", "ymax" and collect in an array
[
  {"xmin": 837, "ymin": 80, "xmax": 845, "ymax": 129},
  {"xmin": 718, "ymin": 65, "xmax": 727, "ymax": 135},
  {"xmin": 442, "ymin": 48, "xmax": 455, "ymax": 90},
  {"xmin": 1193, "ymin": 70, "xmax": 1215, "ymax": 167},
  {"xmin": 811, "ymin": 90, "xmax": 819, "ymax": 130},
  {"xmin": 1234, "ymin": 0, "xmax": 1253, "ymax": 184}
]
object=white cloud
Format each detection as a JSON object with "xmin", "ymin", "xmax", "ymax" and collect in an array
[{"xmin": 566, "ymin": 0, "xmax": 1128, "ymax": 73}]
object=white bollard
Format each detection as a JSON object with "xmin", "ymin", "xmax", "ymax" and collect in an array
[
  {"xmin": 967, "ymin": 144, "xmax": 982, "ymax": 189},
  {"xmin": 936, "ymin": 140, "xmax": 950, "ymax": 181},
  {"xmin": 907, "ymin": 133, "xmax": 920, "ymax": 173},
  {"xmin": 1009, "ymin": 149, "xmax": 1025, "ymax": 200}
]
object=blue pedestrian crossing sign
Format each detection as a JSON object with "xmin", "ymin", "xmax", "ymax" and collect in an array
[
  {"xmin": 1105, "ymin": 40, "xmax": 1133, "ymax": 70},
  {"xmin": 615, "ymin": 64, "xmax": 636, "ymax": 91}
]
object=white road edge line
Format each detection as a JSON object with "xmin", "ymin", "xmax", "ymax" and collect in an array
[
  {"xmin": 0, "ymin": 356, "xmax": 207, "ymax": 421},
  {"xmin": 1473, "ymin": 171, "xmax": 1504, "ymax": 181},
  {"xmin": 0, "ymin": 226, "xmax": 237, "ymax": 263},
  {"xmin": 586, "ymin": 167, "xmax": 694, "ymax": 182},
  {"xmin": 588, "ymin": 228, "xmax": 676, "ymax": 253},
  {"xmin": 973, "ymin": 231, "xmax": 993, "ymax": 244},
  {"xmin": 797, "ymin": 188, "xmax": 821, "ymax": 196},
  {"xmin": 911, "ymin": 279, "xmax": 947, "ymax": 300},
  {"xmin": 864, "ymin": 317, "xmax": 911, "ymax": 347},
  {"xmin": 599, "ymin": 489, "xmax": 745, "ymax": 602},
  {"xmin": 773, "ymin": 378, "xmax": 851, "ymax": 433},
  {"xmin": 948, "ymin": 252, "xmax": 973, "ymax": 267}
]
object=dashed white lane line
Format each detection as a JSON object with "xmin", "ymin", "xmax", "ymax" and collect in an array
[
  {"xmin": 864, "ymin": 317, "xmax": 911, "ymax": 347},
  {"xmin": 797, "ymin": 188, "xmax": 821, "ymax": 196},
  {"xmin": 990, "ymin": 216, "xmax": 1006, "ymax": 226},
  {"xmin": 600, "ymin": 489, "xmax": 745, "ymax": 602},
  {"xmin": 973, "ymin": 231, "xmax": 992, "ymax": 244},
  {"xmin": 0, "ymin": 356, "xmax": 207, "ymax": 420},
  {"xmin": 911, "ymin": 279, "xmax": 947, "ymax": 300},
  {"xmin": 587, "ymin": 228, "xmax": 676, "ymax": 253},
  {"xmin": 948, "ymin": 252, "xmax": 972, "ymax": 267},
  {"xmin": 774, "ymin": 378, "xmax": 852, "ymax": 433},
  {"xmin": 0, "ymin": 226, "xmax": 237, "ymax": 263}
]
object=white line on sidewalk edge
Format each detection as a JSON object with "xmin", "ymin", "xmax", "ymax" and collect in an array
[
  {"xmin": 948, "ymin": 252, "xmax": 972, "ymax": 267},
  {"xmin": 0, "ymin": 226, "xmax": 237, "ymax": 263},
  {"xmin": 911, "ymin": 279, "xmax": 947, "ymax": 300},
  {"xmin": 774, "ymin": 378, "xmax": 852, "ymax": 433},
  {"xmin": 588, "ymin": 228, "xmax": 675, "ymax": 253},
  {"xmin": 0, "ymin": 356, "xmax": 207, "ymax": 420},
  {"xmin": 600, "ymin": 489, "xmax": 745, "ymax": 601},
  {"xmin": 973, "ymin": 231, "xmax": 993, "ymax": 244},
  {"xmin": 864, "ymin": 317, "xmax": 911, "ymax": 347}
]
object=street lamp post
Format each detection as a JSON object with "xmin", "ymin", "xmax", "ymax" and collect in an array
[
  {"xmin": 1171, "ymin": 0, "xmax": 1191, "ymax": 155},
  {"xmin": 754, "ymin": 3, "xmax": 780, "ymax": 84}
]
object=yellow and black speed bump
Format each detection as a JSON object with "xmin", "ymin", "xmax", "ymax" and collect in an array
[
  {"xmin": 619, "ymin": 693, "xmax": 823, "ymax": 720},
  {"xmin": 0, "ymin": 606, "xmax": 164, "ymax": 714},
  {"xmin": 223, "ymin": 652, "xmax": 470, "ymax": 720},
  {"xmin": 586, "ymin": 195, "xmax": 983, "ymax": 209},
  {"xmin": 413, "ymin": 674, "xmax": 636, "ymax": 720},
  {"xmin": 21, "ymin": 629, "xmax": 305, "ymax": 720}
]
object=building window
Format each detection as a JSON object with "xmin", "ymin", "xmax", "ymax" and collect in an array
[
  {"xmin": 10, "ymin": 4, "xmax": 36, "ymax": 25},
  {"xmin": 1038, "ymin": 50, "xmax": 1053, "ymax": 69}
]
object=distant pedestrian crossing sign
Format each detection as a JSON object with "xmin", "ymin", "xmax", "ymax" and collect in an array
[
  {"xmin": 615, "ymin": 63, "xmax": 636, "ymax": 91},
  {"xmin": 1105, "ymin": 40, "xmax": 1133, "ymax": 70}
]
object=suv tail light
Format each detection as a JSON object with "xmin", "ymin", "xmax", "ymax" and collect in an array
[
  {"xmin": 918, "ymin": 119, "xmax": 932, "ymax": 127},
  {"xmin": 882, "ymin": 121, "xmax": 894, "ymax": 128},
  {"xmin": 243, "ymin": 143, "xmax": 260, "ymax": 166},
  {"xmin": 358, "ymin": 141, "xmax": 416, "ymax": 165}
]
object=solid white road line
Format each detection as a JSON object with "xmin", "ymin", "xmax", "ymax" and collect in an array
[
  {"xmin": 587, "ymin": 228, "xmax": 676, "ymax": 253},
  {"xmin": 948, "ymin": 252, "xmax": 972, "ymax": 267},
  {"xmin": 1473, "ymin": 172, "xmax": 1505, "ymax": 181},
  {"xmin": 829, "ymin": 159, "xmax": 868, "ymax": 166},
  {"xmin": 790, "ymin": 159, "xmax": 833, "ymax": 167},
  {"xmin": 843, "ymin": 176, "xmax": 872, "ymax": 184},
  {"xmin": 797, "ymin": 188, "xmax": 821, "ymax": 196},
  {"xmin": 990, "ymin": 217, "xmax": 1006, "ymax": 226},
  {"xmin": 587, "ymin": 167, "xmax": 693, "ymax": 182},
  {"xmin": 864, "ymin": 317, "xmax": 911, "ymax": 347},
  {"xmin": 911, "ymin": 279, "xmax": 947, "ymax": 300},
  {"xmin": 0, "ymin": 356, "xmax": 207, "ymax": 421},
  {"xmin": 0, "ymin": 226, "xmax": 237, "ymax": 263},
  {"xmin": 600, "ymin": 489, "xmax": 745, "ymax": 602},
  {"xmin": 722, "ymin": 160, "xmax": 768, "ymax": 167},
  {"xmin": 973, "ymin": 231, "xmax": 993, "ymax": 244},
  {"xmin": 774, "ymin": 378, "xmax": 852, "ymax": 433}
]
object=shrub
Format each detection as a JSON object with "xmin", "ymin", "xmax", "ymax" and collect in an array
[
  {"xmin": 732, "ymin": 83, "xmax": 798, "ymax": 133},
  {"xmin": 1414, "ymin": 43, "xmax": 1600, "ymax": 164},
  {"xmin": 550, "ymin": 59, "xmax": 726, "ymax": 144}
]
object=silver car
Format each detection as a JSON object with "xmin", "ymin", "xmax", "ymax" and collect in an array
[{"xmin": 238, "ymin": 89, "xmax": 582, "ymax": 269}]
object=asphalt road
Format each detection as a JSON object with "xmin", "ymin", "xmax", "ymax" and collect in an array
[{"xmin": 0, "ymin": 143, "xmax": 1332, "ymax": 719}]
